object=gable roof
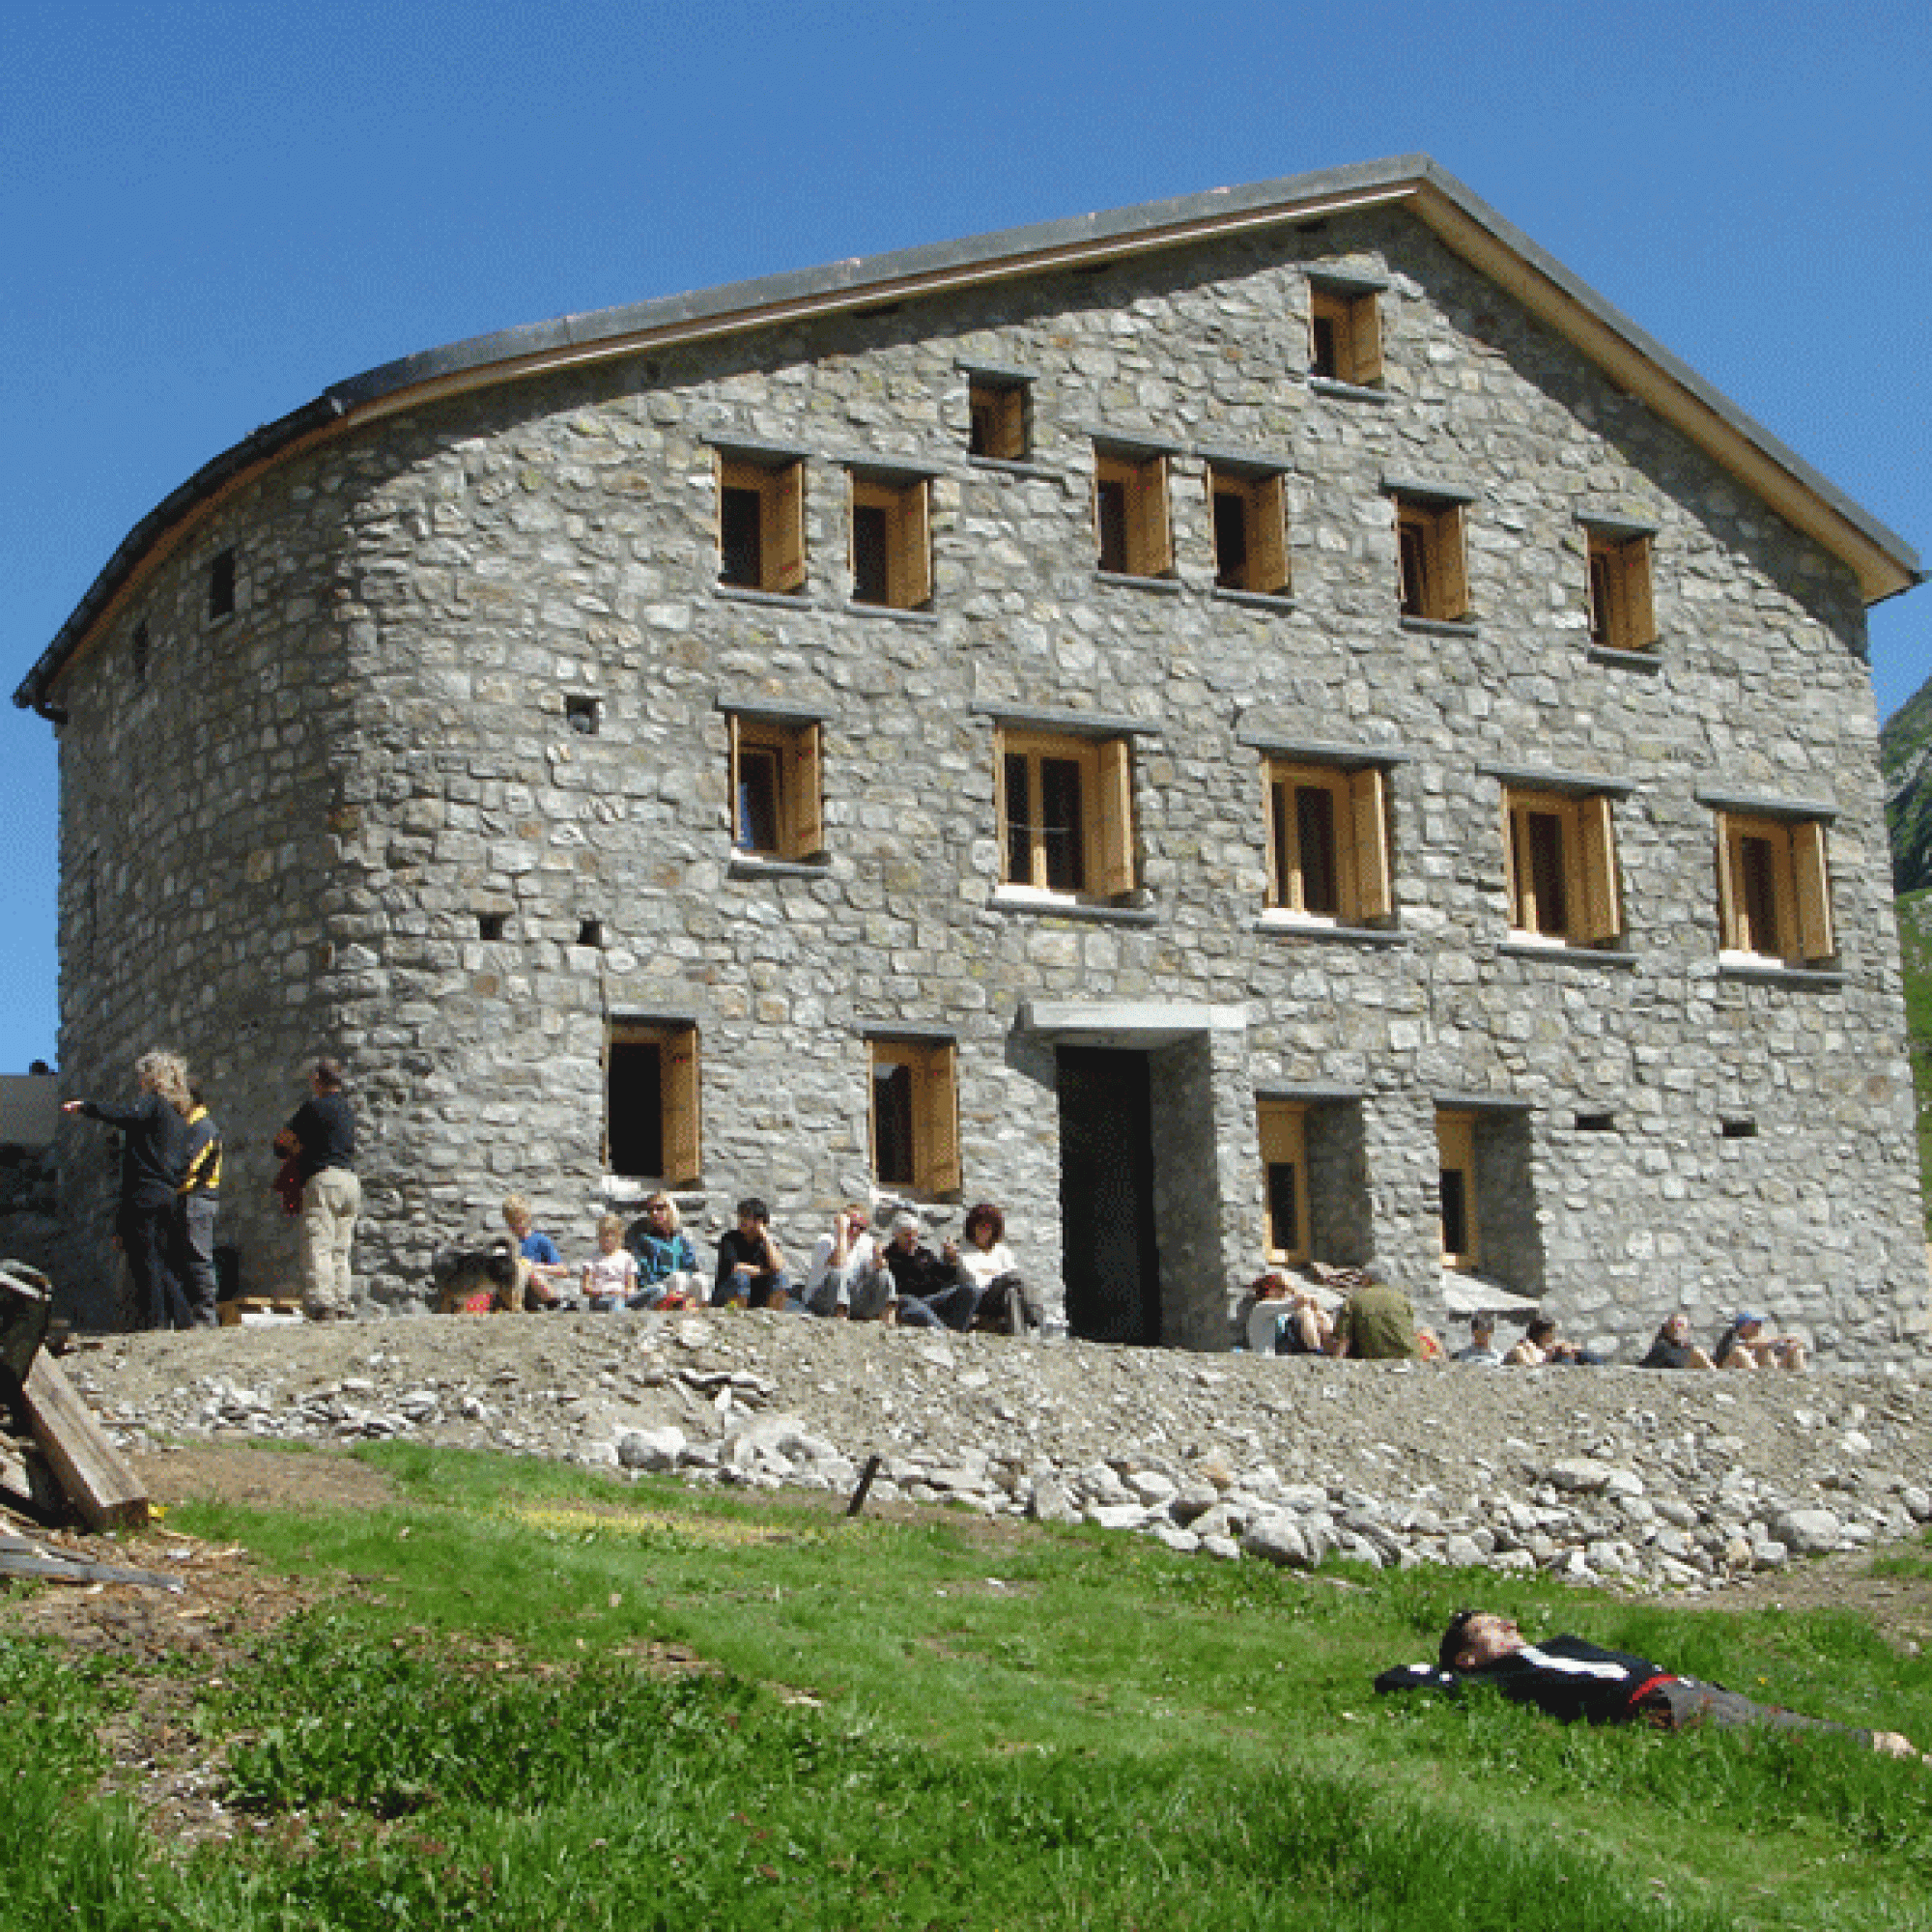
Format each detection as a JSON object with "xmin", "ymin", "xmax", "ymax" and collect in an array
[{"xmin": 14, "ymin": 154, "xmax": 1920, "ymax": 715}]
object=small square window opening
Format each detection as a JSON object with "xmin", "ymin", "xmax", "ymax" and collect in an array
[
  {"xmin": 1715, "ymin": 812, "xmax": 1834, "ymax": 965},
  {"xmin": 478, "ymin": 912, "xmax": 509, "ymax": 941},
  {"xmin": 1309, "ymin": 285, "xmax": 1382, "ymax": 385},
  {"xmin": 869, "ymin": 1037, "xmax": 960, "ymax": 1196},
  {"xmin": 997, "ymin": 729, "xmax": 1135, "ymax": 901},
  {"xmin": 208, "ymin": 550, "xmax": 236, "ymax": 621},
  {"xmin": 728, "ymin": 714, "xmax": 824, "ymax": 863},
  {"xmin": 1209, "ymin": 467, "xmax": 1290, "ymax": 595},
  {"xmin": 968, "ymin": 378, "xmax": 1030, "ymax": 461},
  {"xmin": 564, "ymin": 696, "xmax": 601, "ymax": 735},
  {"xmin": 1394, "ymin": 496, "xmax": 1469, "ymax": 622},
  {"xmin": 1586, "ymin": 530, "xmax": 1656, "ymax": 651},
  {"xmin": 1264, "ymin": 761, "xmax": 1392, "ymax": 926},
  {"xmin": 1502, "ymin": 787, "xmax": 1622, "ymax": 947},
  {"xmin": 717, "ymin": 453, "xmax": 806, "ymax": 594},
  {"xmin": 1094, "ymin": 448, "xmax": 1173, "ymax": 579},
  {"xmin": 608, "ymin": 1022, "xmax": 700, "ymax": 1183},
  {"xmin": 848, "ymin": 471, "xmax": 931, "ymax": 610}
]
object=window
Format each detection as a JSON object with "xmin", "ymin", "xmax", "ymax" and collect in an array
[
  {"xmin": 716, "ymin": 452, "xmax": 806, "ymax": 593},
  {"xmin": 1715, "ymin": 812, "xmax": 1834, "ymax": 965},
  {"xmin": 564, "ymin": 695, "xmax": 601, "ymax": 735},
  {"xmin": 727, "ymin": 713, "xmax": 823, "ymax": 862},
  {"xmin": 848, "ymin": 469, "xmax": 932, "ymax": 610},
  {"xmin": 131, "ymin": 620, "xmax": 150, "ymax": 688},
  {"xmin": 608, "ymin": 1022, "xmax": 700, "ymax": 1183},
  {"xmin": 1393, "ymin": 495, "xmax": 1469, "ymax": 622},
  {"xmin": 869, "ymin": 1037, "xmax": 961, "ymax": 1196},
  {"xmin": 1094, "ymin": 447, "xmax": 1173, "ymax": 579},
  {"xmin": 1436, "ymin": 1110, "xmax": 1479, "ymax": 1269},
  {"xmin": 1309, "ymin": 283, "xmax": 1382, "ymax": 385},
  {"xmin": 1209, "ymin": 466, "xmax": 1291, "ymax": 595},
  {"xmin": 1264, "ymin": 761, "xmax": 1392, "ymax": 925},
  {"xmin": 968, "ymin": 377, "xmax": 1030, "ymax": 461},
  {"xmin": 1258, "ymin": 1100, "xmax": 1310, "ymax": 1264},
  {"xmin": 208, "ymin": 550, "xmax": 236, "ymax": 620},
  {"xmin": 477, "ymin": 911, "xmax": 509, "ymax": 941},
  {"xmin": 1586, "ymin": 529, "xmax": 1656, "ymax": 652},
  {"xmin": 997, "ymin": 728, "xmax": 1136, "ymax": 899},
  {"xmin": 1501, "ymin": 787, "xmax": 1622, "ymax": 946}
]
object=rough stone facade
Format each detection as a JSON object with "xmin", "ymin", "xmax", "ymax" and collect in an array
[{"xmin": 28, "ymin": 167, "xmax": 1927, "ymax": 1356}]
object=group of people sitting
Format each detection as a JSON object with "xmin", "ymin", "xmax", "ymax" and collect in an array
[
  {"xmin": 1251, "ymin": 1270, "xmax": 1808, "ymax": 1372},
  {"xmin": 456, "ymin": 1193, "xmax": 1037, "ymax": 1336}
]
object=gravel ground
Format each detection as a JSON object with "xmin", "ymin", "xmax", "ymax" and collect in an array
[{"xmin": 55, "ymin": 1309, "xmax": 1932, "ymax": 1596}]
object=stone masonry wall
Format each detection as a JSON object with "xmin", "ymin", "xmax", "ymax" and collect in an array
[{"xmin": 45, "ymin": 201, "xmax": 1928, "ymax": 1356}]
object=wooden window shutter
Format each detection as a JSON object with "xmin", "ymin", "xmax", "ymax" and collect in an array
[
  {"xmin": 1000, "ymin": 384, "xmax": 1026, "ymax": 456},
  {"xmin": 992, "ymin": 730, "xmax": 1011, "ymax": 879},
  {"xmin": 662, "ymin": 1031, "xmax": 700, "ymax": 1184},
  {"xmin": 726, "ymin": 713, "xmax": 744, "ymax": 844},
  {"xmin": 1130, "ymin": 458, "xmax": 1172, "ymax": 577},
  {"xmin": 1250, "ymin": 471, "xmax": 1289, "ymax": 594},
  {"xmin": 1576, "ymin": 793, "xmax": 1622, "ymax": 942},
  {"xmin": 1624, "ymin": 537, "xmax": 1656, "ymax": 647},
  {"xmin": 1095, "ymin": 738, "xmax": 1135, "ymax": 897},
  {"xmin": 1436, "ymin": 503, "xmax": 1469, "ymax": 620},
  {"xmin": 898, "ymin": 478, "xmax": 931, "ymax": 608},
  {"xmin": 1345, "ymin": 295, "xmax": 1382, "ymax": 386},
  {"xmin": 1262, "ymin": 766, "xmax": 1283, "ymax": 907},
  {"xmin": 771, "ymin": 462, "xmax": 806, "ymax": 592},
  {"xmin": 917, "ymin": 1041, "xmax": 961, "ymax": 1195},
  {"xmin": 1349, "ymin": 767, "xmax": 1392, "ymax": 921},
  {"xmin": 1792, "ymin": 820, "xmax": 1834, "ymax": 962},
  {"xmin": 1502, "ymin": 797, "xmax": 1526, "ymax": 926},
  {"xmin": 789, "ymin": 723, "xmax": 824, "ymax": 859},
  {"xmin": 1715, "ymin": 817, "xmax": 1742, "ymax": 950}
]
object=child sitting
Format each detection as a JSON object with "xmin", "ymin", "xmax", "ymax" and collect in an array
[
  {"xmin": 626, "ymin": 1192, "xmax": 703, "ymax": 1310},
  {"xmin": 582, "ymin": 1212, "xmax": 639, "ymax": 1311},
  {"xmin": 503, "ymin": 1193, "xmax": 570, "ymax": 1311}
]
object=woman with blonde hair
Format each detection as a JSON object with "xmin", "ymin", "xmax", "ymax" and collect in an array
[{"xmin": 63, "ymin": 1050, "xmax": 195, "ymax": 1330}]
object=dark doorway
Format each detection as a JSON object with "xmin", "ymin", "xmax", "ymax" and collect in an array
[{"xmin": 1056, "ymin": 1046, "xmax": 1161, "ymax": 1345}]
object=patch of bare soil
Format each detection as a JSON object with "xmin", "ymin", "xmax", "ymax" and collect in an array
[{"xmin": 135, "ymin": 1438, "xmax": 403, "ymax": 1514}]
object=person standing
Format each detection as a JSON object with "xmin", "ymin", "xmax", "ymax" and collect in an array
[
  {"xmin": 62, "ymin": 1050, "xmax": 194, "ymax": 1331},
  {"xmin": 175, "ymin": 1077, "xmax": 223, "ymax": 1327},
  {"xmin": 275, "ymin": 1058, "xmax": 359, "ymax": 1321}
]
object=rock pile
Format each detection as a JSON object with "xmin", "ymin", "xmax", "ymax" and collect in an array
[{"xmin": 66, "ymin": 1310, "xmax": 1932, "ymax": 1594}]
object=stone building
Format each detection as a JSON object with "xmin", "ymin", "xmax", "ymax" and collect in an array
[{"xmin": 15, "ymin": 156, "xmax": 1927, "ymax": 1354}]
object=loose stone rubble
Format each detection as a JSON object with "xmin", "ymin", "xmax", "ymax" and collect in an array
[{"xmin": 68, "ymin": 1313, "xmax": 1932, "ymax": 1594}]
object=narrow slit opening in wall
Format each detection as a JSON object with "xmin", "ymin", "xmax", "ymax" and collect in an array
[
  {"xmin": 131, "ymin": 621, "xmax": 150, "ymax": 687},
  {"xmin": 1574, "ymin": 1112, "xmax": 1616, "ymax": 1134},
  {"xmin": 208, "ymin": 550, "xmax": 236, "ymax": 620},
  {"xmin": 1719, "ymin": 1118, "xmax": 1758, "ymax": 1139},
  {"xmin": 565, "ymin": 696, "xmax": 600, "ymax": 735},
  {"xmin": 478, "ymin": 912, "xmax": 509, "ymax": 941},
  {"xmin": 577, "ymin": 919, "xmax": 603, "ymax": 949}
]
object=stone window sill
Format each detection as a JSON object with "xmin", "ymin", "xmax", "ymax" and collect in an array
[
  {"xmin": 1717, "ymin": 954, "xmax": 1847, "ymax": 989},
  {"xmin": 991, "ymin": 889, "xmax": 1157, "ymax": 926},
  {"xmin": 1588, "ymin": 643, "xmax": 1663, "ymax": 673},
  {"xmin": 714, "ymin": 583, "xmax": 813, "ymax": 611},
  {"xmin": 1212, "ymin": 586, "xmax": 1297, "ymax": 614},
  {"xmin": 966, "ymin": 456, "xmax": 1056, "ymax": 480},
  {"xmin": 728, "ymin": 854, "xmax": 832, "ymax": 882},
  {"xmin": 842, "ymin": 601, "xmax": 940, "ymax": 625},
  {"xmin": 1094, "ymin": 570, "xmax": 1184, "ymax": 596},
  {"xmin": 1253, "ymin": 916, "xmax": 1408, "ymax": 948},
  {"xmin": 1498, "ymin": 938, "xmax": 1639, "ymax": 969},
  {"xmin": 1308, "ymin": 377, "xmax": 1389, "ymax": 405},
  {"xmin": 1400, "ymin": 615, "xmax": 1479, "ymax": 639}
]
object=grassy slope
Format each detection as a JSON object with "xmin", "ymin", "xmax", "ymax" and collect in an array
[
  {"xmin": 1896, "ymin": 889, "xmax": 1932, "ymax": 1222},
  {"xmin": 1883, "ymin": 681, "xmax": 1932, "ymax": 897},
  {"xmin": 4, "ymin": 1445, "xmax": 1929, "ymax": 1931}
]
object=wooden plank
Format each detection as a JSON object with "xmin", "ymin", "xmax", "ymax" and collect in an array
[{"xmin": 16, "ymin": 1352, "xmax": 148, "ymax": 1532}]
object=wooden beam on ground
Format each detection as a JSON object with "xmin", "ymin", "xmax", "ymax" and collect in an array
[{"xmin": 15, "ymin": 1353, "xmax": 148, "ymax": 1532}]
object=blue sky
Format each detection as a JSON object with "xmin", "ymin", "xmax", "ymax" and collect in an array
[{"xmin": 4, "ymin": 0, "xmax": 1928, "ymax": 1075}]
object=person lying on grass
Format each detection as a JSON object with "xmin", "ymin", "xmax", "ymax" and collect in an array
[{"xmin": 1376, "ymin": 1610, "xmax": 1920, "ymax": 1759}]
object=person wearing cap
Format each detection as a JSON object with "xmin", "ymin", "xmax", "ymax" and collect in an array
[
  {"xmin": 1713, "ymin": 1311, "xmax": 1807, "ymax": 1372},
  {"xmin": 1376, "ymin": 1610, "xmax": 1918, "ymax": 1758}
]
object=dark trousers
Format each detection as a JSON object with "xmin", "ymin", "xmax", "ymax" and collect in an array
[
  {"xmin": 175, "ymin": 1195, "xmax": 220, "ymax": 1327},
  {"xmin": 119, "ymin": 1200, "xmax": 191, "ymax": 1331}
]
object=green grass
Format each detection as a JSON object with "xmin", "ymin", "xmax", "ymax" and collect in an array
[{"xmin": 3, "ymin": 1444, "xmax": 1929, "ymax": 1930}]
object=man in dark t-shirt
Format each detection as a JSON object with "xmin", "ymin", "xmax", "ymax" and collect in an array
[{"xmin": 275, "ymin": 1058, "xmax": 359, "ymax": 1321}]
